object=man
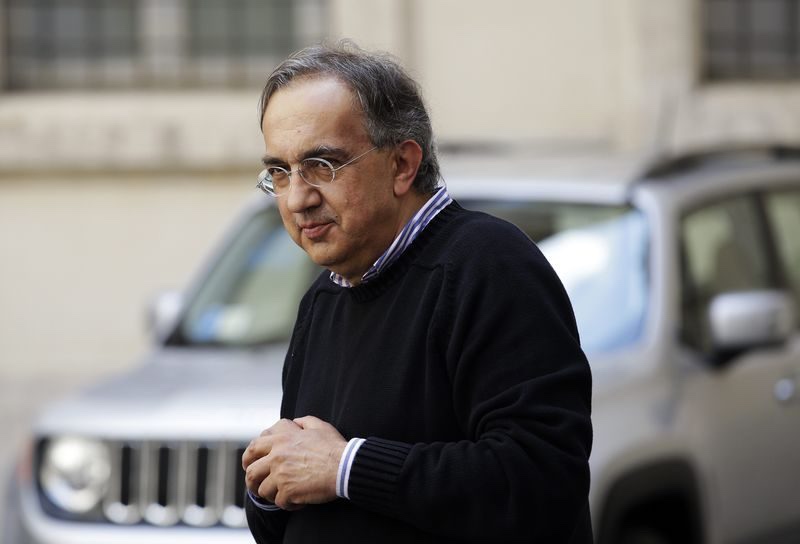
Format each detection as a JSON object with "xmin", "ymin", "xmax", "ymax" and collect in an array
[{"xmin": 242, "ymin": 41, "xmax": 593, "ymax": 543}]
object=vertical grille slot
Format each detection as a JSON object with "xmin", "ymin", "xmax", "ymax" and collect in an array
[
  {"xmin": 103, "ymin": 441, "xmax": 142, "ymax": 524},
  {"xmin": 220, "ymin": 444, "xmax": 247, "ymax": 527},
  {"xmin": 181, "ymin": 442, "xmax": 222, "ymax": 527},
  {"xmin": 156, "ymin": 446, "xmax": 172, "ymax": 506},
  {"xmin": 234, "ymin": 446, "xmax": 246, "ymax": 509},
  {"xmin": 195, "ymin": 446, "xmax": 209, "ymax": 507},
  {"xmin": 119, "ymin": 445, "xmax": 133, "ymax": 506},
  {"xmin": 141, "ymin": 441, "xmax": 179, "ymax": 526}
]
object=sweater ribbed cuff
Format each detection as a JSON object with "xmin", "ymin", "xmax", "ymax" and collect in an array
[{"xmin": 347, "ymin": 437, "xmax": 411, "ymax": 512}]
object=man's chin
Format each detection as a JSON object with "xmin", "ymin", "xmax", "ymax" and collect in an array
[{"xmin": 304, "ymin": 244, "xmax": 339, "ymax": 269}]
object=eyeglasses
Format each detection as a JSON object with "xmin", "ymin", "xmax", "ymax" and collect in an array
[{"xmin": 256, "ymin": 146, "xmax": 378, "ymax": 197}]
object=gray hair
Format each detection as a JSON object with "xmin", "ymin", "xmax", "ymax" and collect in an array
[{"xmin": 259, "ymin": 41, "xmax": 441, "ymax": 194}]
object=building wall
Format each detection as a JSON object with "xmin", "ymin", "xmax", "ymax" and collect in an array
[
  {"xmin": 0, "ymin": 91, "xmax": 265, "ymax": 172},
  {"xmin": 0, "ymin": 173, "xmax": 248, "ymax": 379},
  {"xmin": 334, "ymin": 0, "xmax": 618, "ymax": 150}
]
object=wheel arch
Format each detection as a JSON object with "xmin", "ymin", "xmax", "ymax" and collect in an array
[{"xmin": 595, "ymin": 458, "xmax": 705, "ymax": 544}]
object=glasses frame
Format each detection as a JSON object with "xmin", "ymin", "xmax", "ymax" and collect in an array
[{"xmin": 256, "ymin": 146, "xmax": 378, "ymax": 197}]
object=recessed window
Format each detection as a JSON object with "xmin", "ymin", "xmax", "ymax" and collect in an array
[
  {"xmin": 3, "ymin": 0, "xmax": 327, "ymax": 90},
  {"xmin": 6, "ymin": 0, "xmax": 139, "ymax": 89},
  {"xmin": 703, "ymin": 0, "xmax": 800, "ymax": 80}
]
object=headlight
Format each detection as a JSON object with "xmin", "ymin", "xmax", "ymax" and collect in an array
[{"xmin": 39, "ymin": 437, "xmax": 111, "ymax": 515}]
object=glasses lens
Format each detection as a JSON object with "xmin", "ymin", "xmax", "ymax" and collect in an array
[
  {"xmin": 299, "ymin": 158, "xmax": 335, "ymax": 186},
  {"xmin": 256, "ymin": 169, "xmax": 275, "ymax": 196},
  {"xmin": 267, "ymin": 167, "xmax": 291, "ymax": 195}
]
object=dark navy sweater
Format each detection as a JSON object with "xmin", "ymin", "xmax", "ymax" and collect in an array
[{"xmin": 247, "ymin": 202, "xmax": 593, "ymax": 543}]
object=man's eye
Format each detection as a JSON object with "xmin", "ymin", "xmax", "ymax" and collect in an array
[
  {"xmin": 267, "ymin": 167, "xmax": 289, "ymax": 178},
  {"xmin": 302, "ymin": 159, "xmax": 336, "ymax": 173}
]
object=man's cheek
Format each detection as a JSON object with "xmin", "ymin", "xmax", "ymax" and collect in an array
[{"xmin": 281, "ymin": 222, "xmax": 303, "ymax": 247}]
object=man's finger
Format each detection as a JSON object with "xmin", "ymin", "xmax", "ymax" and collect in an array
[
  {"xmin": 244, "ymin": 454, "xmax": 272, "ymax": 494},
  {"xmin": 260, "ymin": 418, "xmax": 301, "ymax": 437},
  {"xmin": 257, "ymin": 473, "xmax": 279, "ymax": 504},
  {"xmin": 274, "ymin": 487, "xmax": 304, "ymax": 511},
  {"xmin": 242, "ymin": 436, "xmax": 276, "ymax": 469},
  {"xmin": 243, "ymin": 418, "xmax": 304, "ymax": 469},
  {"xmin": 292, "ymin": 415, "xmax": 325, "ymax": 429}
]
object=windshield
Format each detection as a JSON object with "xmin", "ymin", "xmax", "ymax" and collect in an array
[
  {"xmin": 171, "ymin": 200, "xmax": 648, "ymax": 354},
  {"xmin": 171, "ymin": 207, "xmax": 318, "ymax": 347},
  {"xmin": 474, "ymin": 201, "xmax": 649, "ymax": 354}
]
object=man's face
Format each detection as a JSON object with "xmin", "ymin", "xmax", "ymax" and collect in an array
[{"xmin": 261, "ymin": 76, "xmax": 400, "ymax": 283}]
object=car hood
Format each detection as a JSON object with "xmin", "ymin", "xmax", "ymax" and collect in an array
[
  {"xmin": 33, "ymin": 343, "xmax": 657, "ymax": 444},
  {"xmin": 33, "ymin": 345, "xmax": 287, "ymax": 442}
]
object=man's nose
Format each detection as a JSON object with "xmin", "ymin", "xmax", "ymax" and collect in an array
[{"xmin": 284, "ymin": 175, "xmax": 322, "ymax": 213}]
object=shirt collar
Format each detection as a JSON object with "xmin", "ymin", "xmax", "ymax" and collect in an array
[{"xmin": 330, "ymin": 186, "xmax": 452, "ymax": 288}]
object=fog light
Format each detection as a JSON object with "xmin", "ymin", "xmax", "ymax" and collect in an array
[{"xmin": 40, "ymin": 437, "xmax": 111, "ymax": 515}]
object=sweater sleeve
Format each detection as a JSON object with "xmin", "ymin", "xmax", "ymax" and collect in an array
[{"xmin": 346, "ymin": 222, "xmax": 593, "ymax": 543}]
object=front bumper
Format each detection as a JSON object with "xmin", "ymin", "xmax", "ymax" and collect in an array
[{"xmin": 6, "ymin": 474, "xmax": 253, "ymax": 544}]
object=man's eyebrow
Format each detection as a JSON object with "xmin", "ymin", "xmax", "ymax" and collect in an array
[
  {"xmin": 261, "ymin": 145, "xmax": 349, "ymax": 167},
  {"xmin": 303, "ymin": 145, "xmax": 348, "ymax": 161},
  {"xmin": 261, "ymin": 155, "xmax": 279, "ymax": 167}
]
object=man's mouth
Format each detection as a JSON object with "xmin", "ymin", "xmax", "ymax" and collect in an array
[{"xmin": 298, "ymin": 221, "xmax": 333, "ymax": 240}]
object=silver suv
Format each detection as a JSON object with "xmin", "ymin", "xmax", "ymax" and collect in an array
[{"xmin": 5, "ymin": 147, "xmax": 800, "ymax": 544}]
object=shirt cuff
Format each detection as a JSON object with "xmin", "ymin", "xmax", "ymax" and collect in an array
[
  {"xmin": 247, "ymin": 489, "xmax": 282, "ymax": 511},
  {"xmin": 336, "ymin": 437, "xmax": 366, "ymax": 499}
]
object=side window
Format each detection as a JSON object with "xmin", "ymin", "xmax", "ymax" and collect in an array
[
  {"xmin": 680, "ymin": 195, "xmax": 773, "ymax": 352},
  {"xmin": 764, "ymin": 189, "xmax": 800, "ymax": 313}
]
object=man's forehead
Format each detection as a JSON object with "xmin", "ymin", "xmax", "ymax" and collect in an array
[
  {"xmin": 264, "ymin": 76, "xmax": 360, "ymax": 121},
  {"xmin": 261, "ymin": 76, "xmax": 368, "ymax": 157}
]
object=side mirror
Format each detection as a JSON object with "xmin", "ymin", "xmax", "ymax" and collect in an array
[
  {"xmin": 708, "ymin": 290, "xmax": 795, "ymax": 365},
  {"xmin": 146, "ymin": 290, "xmax": 184, "ymax": 344}
]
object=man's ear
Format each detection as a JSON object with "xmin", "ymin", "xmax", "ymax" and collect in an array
[{"xmin": 392, "ymin": 140, "xmax": 423, "ymax": 197}]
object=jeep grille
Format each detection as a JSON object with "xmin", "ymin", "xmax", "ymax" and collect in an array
[{"xmin": 102, "ymin": 440, "xmax": 248, "ymax": 528}]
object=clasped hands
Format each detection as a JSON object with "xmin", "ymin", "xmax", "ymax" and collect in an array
[{"xmin": 242, "ymin": 416, "xmax": 347, "ymax": 510}]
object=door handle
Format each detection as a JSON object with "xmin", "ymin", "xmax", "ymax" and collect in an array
[{"xmin": 774, "ymin": 377, "xmax": 797, "ymax": 403}]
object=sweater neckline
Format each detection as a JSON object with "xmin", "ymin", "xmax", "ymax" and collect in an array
[{"xmin": 346, "ymin": 201, "xmax": 462, "ymax": 302}]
